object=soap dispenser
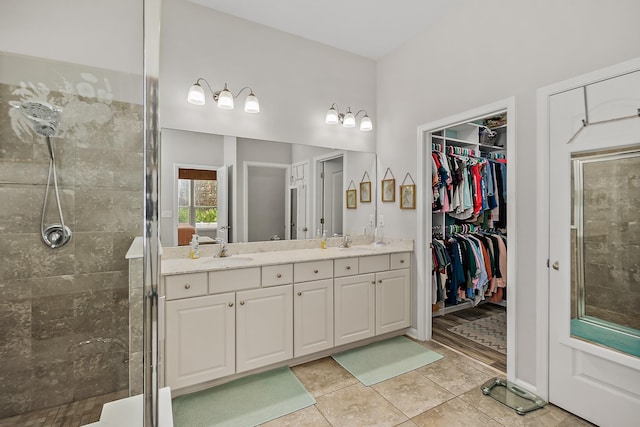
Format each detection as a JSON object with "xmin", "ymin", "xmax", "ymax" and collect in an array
[{"xmin": 189, "ymin": 234, "xmax": 200, "ymax": 259}]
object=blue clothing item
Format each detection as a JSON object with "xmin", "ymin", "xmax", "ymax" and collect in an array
[
  {"xmin": 446, "ymin": 240, "xmax": 466, "ymax": 306},
  {"xmin": 500, "ymin": 163, "xmax": 507, "ymax": 203}
]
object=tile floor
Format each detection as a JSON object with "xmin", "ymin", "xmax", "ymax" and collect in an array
[
  {"xmin": 0, "ymin": 339, "xmax": 596, "ymax": 427},
  {"xmin": 262, "ymin": 339, "xmax": 596, "ymax": 427}
]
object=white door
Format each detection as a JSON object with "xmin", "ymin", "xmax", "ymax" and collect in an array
[
  {"xmin": 236, "ymin": 285, "xmax": 293, "ymax": 372},
  {"xmin": 375, "ymin": 269, "xmax": 411, "ymax": 335},
  {"xmin": 334, "ymin": 273, "xmax": 375, "ymax": 346},
  {"xmin": 216, "ymin": 165, "xmax": 228, "ymax": 241},
  {"xmin": 548, "ymin": 68, "xmax": 640, "ymax": 427},
  {"xmin": 294, "ymin": 279, "xmax": 334, "ymax": 357},
  {"xmin": 165, "ymin": 293, "xmax": 235, "ymax": 390}
]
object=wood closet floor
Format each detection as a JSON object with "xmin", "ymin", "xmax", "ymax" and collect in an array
[{"xmin": 431, "ymin": 303, "xmax": 507, "ymax": 373}]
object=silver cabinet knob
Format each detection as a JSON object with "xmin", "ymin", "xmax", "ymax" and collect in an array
[
  {"xmin": 400, "ymin": 260, "xmax": 405, "ymax": 264},
  {"xmin": 346, "ymin": 266, "xmax": 351, "ymax": 270},
  {"xmin": 378, "ymin": 280, "xmax": 383, "ymax": 283},
  {"xmin": 297, "ymin": 291, "xmax": 302, "ymax": 296},
  {"xmin": 277, "ymin": 273, "xmax": 282, "ymax": 278},
  {"xmin": 228, "ymin": 302, "xmax": 234, "ymax": 307},
  {"xmin": 314, "ymin": 269, "xmax": 319, "ymax": 274},
  {"xmin": 371, "ymin": 281, "xmax": 375, "ymax": 284},
  {"xmin": 552, "ymin": 261, "xmax": 560, "ymax": 270},
  {"xmin": 240, "ymin": 301, "xmax": 245, "ymax": 305},
  {"xmin": 184, "ymin": 284, "xmax": 191, "ymax": 289}
]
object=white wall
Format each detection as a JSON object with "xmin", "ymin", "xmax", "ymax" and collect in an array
[
  {"xmin": 376, "ymin": 0, "xmax": 640, "ymax": 390},
  {"xmin": 160, "ymin": 128, "xmax": 225, "ymax": 246},
  {"xmin": 0, "ymin": 0, "xmax": 142, "ymax": 75},
  {"xmin": 160, "ymin": 0, "xmax": 376, "ymax": 152}
]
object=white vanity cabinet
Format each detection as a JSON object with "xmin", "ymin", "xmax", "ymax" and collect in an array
[
  {"xmin": 294, "ymin": 278, "xmax": 334, "ymax": 357},
  {"xmin": 334, "ymin": 252, "xmax": 411, "ymax": 345},
  {"xmin": 165, "ymin": 292, "xmax": 235, "ymax": 390},
  {"xmin": 162, "ymin": 248, "xmax": 412, "ymax": 392},
  {"xmin": 236, "ymin": 285, "xmax": 293, "ymax": 372}
]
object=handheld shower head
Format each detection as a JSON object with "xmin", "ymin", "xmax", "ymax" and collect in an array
[{"xmin": 16, "ymin": 100, "xmax": 61, "ymax": 137}]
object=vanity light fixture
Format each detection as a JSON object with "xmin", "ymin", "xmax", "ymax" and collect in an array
[
  {"xmin": 187, "ymin": 78, "xmax": 260, "ymax": 113},
  {"xmin": 325, "ymin": 103, "xmax": 373, "ymax": 131}
]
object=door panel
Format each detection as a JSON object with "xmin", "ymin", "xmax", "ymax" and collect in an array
[{"xmin": 548, "ymin": 72, "xmax": 640, "ymax": 427}]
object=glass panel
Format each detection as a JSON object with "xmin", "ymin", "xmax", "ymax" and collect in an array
[{"xmin": 571, "ymin": 147, "xmax": 640, "ymax": 357}]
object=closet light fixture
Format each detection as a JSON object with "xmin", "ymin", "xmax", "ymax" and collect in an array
[
  {"xmin": 187, "ymin": 78, "xmax": 260, "ymax": 113},
  {"xmin": 325, "ymin": 103, "xmax": 373, "ymax": 131}
]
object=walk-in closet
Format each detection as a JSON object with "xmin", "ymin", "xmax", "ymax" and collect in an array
[{"xmin": 426, "ymin": 109, "xmax": 511, "ymax": 372}]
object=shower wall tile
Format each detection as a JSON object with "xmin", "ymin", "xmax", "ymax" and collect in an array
[
  {"xmin": 75, "ymin": 147, "xmax": 116, "ymax": 188},
  {"xmin": 0, "ymin": 299, "xmax": 31, "ymax": 359},
  {"xmin": 0, "ymin": 185, "xmax": 39, "ymax": 234},
  {"xmin": 0, "ymin": 278, "xmax": 33, "ymax": 300},
  {"xmin": 114, "ymin": 151, "xmax": 143, "ymax": 190},
  {"xmin": 73, "ymin": 188, "xmax": 115, "ymax": 232},
  {"xmin": 74, "ymin": 232, "xmax": 115, "ymax": 274},
  {"xmin": 129, "ymin": 350, "xmax": 143, "ymax": 396}
]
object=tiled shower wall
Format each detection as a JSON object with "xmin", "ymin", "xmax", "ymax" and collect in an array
[
  {"xmin": 582, "ymin": 155, "xmax": 640, "ymax": 330},
  {"xmin": 0, "ymin": 75, "xmax": 142, "ymax": 417}
]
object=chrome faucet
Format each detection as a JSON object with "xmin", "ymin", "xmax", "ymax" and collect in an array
[
  {"xmin": 212, "ymin": 237, "xmax": 229, "ymax": 257},
  {"xmin": 340, "ymin": 234, "xmax": 352, "ymax": 248}
]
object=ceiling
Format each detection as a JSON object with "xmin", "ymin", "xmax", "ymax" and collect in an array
[{"xmin": 189, "ymin": 0, "xmax": 465, "ymax": 60}]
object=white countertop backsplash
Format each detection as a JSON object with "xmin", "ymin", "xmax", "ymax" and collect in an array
[{"xmin": 160, "ymin": 237, "xmax": 414, "ymax": 276}]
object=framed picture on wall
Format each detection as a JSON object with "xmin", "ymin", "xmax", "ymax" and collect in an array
[
  {"xmin": 346, "ymin": 189, "xmax": 357, "ymax": 209},
  {"xmin": 400, "ymin": 184, "xmax": 416, "ymax": 209},
  {"xmin": 359, "ymin": 181, "xmax": 371, "ymax": 203},
  {"xmin": 382, "ymin": 178, "xmax": 395, "ymax": 202}
]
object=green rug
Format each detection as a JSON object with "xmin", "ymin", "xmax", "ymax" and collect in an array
[
  {"xmin": 172, "ymin": 367, "xmax": 315, "ymax": 427},
  {"xmin": 332, "ymin": 336, "xmax": 443, "ymax": 386}
]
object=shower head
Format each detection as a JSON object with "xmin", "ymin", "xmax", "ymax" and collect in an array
[{"xmin": 16, "ymin": 100, "xmax": 61, "ymax": 137}]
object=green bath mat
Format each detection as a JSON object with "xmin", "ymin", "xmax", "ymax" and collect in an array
[
  {"xmin": 332, "ymin": 336, "xmax": 443, "ymax": 386},
  {"xmin": 172, "ymin": 367, "xmax": 315, "ymax": 427}
]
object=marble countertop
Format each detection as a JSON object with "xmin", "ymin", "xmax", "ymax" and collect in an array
[{"xmin": 161, "ymin": 242, "xmax": 413, "ymax": 276}]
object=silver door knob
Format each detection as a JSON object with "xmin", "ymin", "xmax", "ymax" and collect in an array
[{"xmin": 552, "ymin": 261, "xmax": 560, "ymax": 270}]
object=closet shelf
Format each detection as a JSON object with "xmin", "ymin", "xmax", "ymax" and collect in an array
[
  {"xmin": 479, "ymin": 143, "xmax": 505, "ymax": 151},
  {"xmin": 431, "ymin": 134, "xmax": 478, "ymax": 147}
]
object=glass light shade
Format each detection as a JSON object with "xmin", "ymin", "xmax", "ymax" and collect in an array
[
  {"xmin": 244, "ymin": 93, "xmax": 260, "ymax": 113},
  {"xmin": 325, "ymin": 107, "xmax": 339, "ymax": 124},
  {"xmin": 217, "ymin": 88, "xmax": 234, "ymax": 109},
  {"xmin": 343, "ymin": 111, "xmax": 356, "ymax": 128},
  {"xmin": 360, "ymin": 115, "xmax": 373, "ymax": 131},
  {"xmin": 187, "ymin": 83, "xmax": 205, "ymax": 105}
]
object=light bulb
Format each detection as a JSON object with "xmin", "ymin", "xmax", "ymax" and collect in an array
[
  {"xmin": 360, "ymin": 115, "xmax": 373, "ymax": 131},
  {"xmin": 244, "ymin": 92, "xmax": 260, "ymax": 113},
  {"xmin": 343, "ymin": 109, "xmax": 355, "ymax": 128},
  {"xmin": 325, "ymin": 107, "xmax": 339, "ymax": 124},
  {"xmin": 187, "ymin": 83, "xmax": 205, "ymax": 105},
  {"xmin": 217, "ymin": 84, "xmax": 234, "ymax": 109}
]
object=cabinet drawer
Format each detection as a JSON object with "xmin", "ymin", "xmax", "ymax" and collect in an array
[
  {"xmin": 165, "ymin": 273, "xmax": 207, "ymax": 300},
  {"xmin": 334, "ymin": 258, "xmax": 359, "ymax": 277},
  {"xmin": 209, "ymin": 267, "xmax": 261, "ymax": 293},
  {"xmin": 390, "ymin": 252, "xmax": 411, "ymax": 270},
  {"xmin": 359, "ymin": 254, "xmax": 390, "ymax": 273},
  {"xmin": 294, "ymin": 260, "xmax": 333, "ymax": 282},
  {"xmin": 262, "ymin": 264, "xmax": 293, "ymax": 287}
]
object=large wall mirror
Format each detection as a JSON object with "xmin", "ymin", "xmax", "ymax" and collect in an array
[{"xmin": 160, "ymin": 128, "xmax": 377, "ymax": 246}]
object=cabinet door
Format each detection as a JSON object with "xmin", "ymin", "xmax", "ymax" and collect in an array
[
  {"xmin": 236, "ymin": 285, "xmax": 293, "ymax": 373},
  {"xmin": 334, "ymin": 274, "xmax": 375, "ymax": 346},
  {"xmin": 165, "ymin": 293, "xmax": 235, "ymax": 390},
  {"xmin": 294, "ymin": 279, "xmax": 334, "ymax": 357},
  {"xmin": 375, "ymin": 269, "xmax": 411, "ymax": 335}
]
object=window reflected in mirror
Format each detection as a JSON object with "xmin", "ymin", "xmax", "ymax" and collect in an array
[{"xmin": 177, "ymin": 168, "xmax": 218, "ymax": 245}]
